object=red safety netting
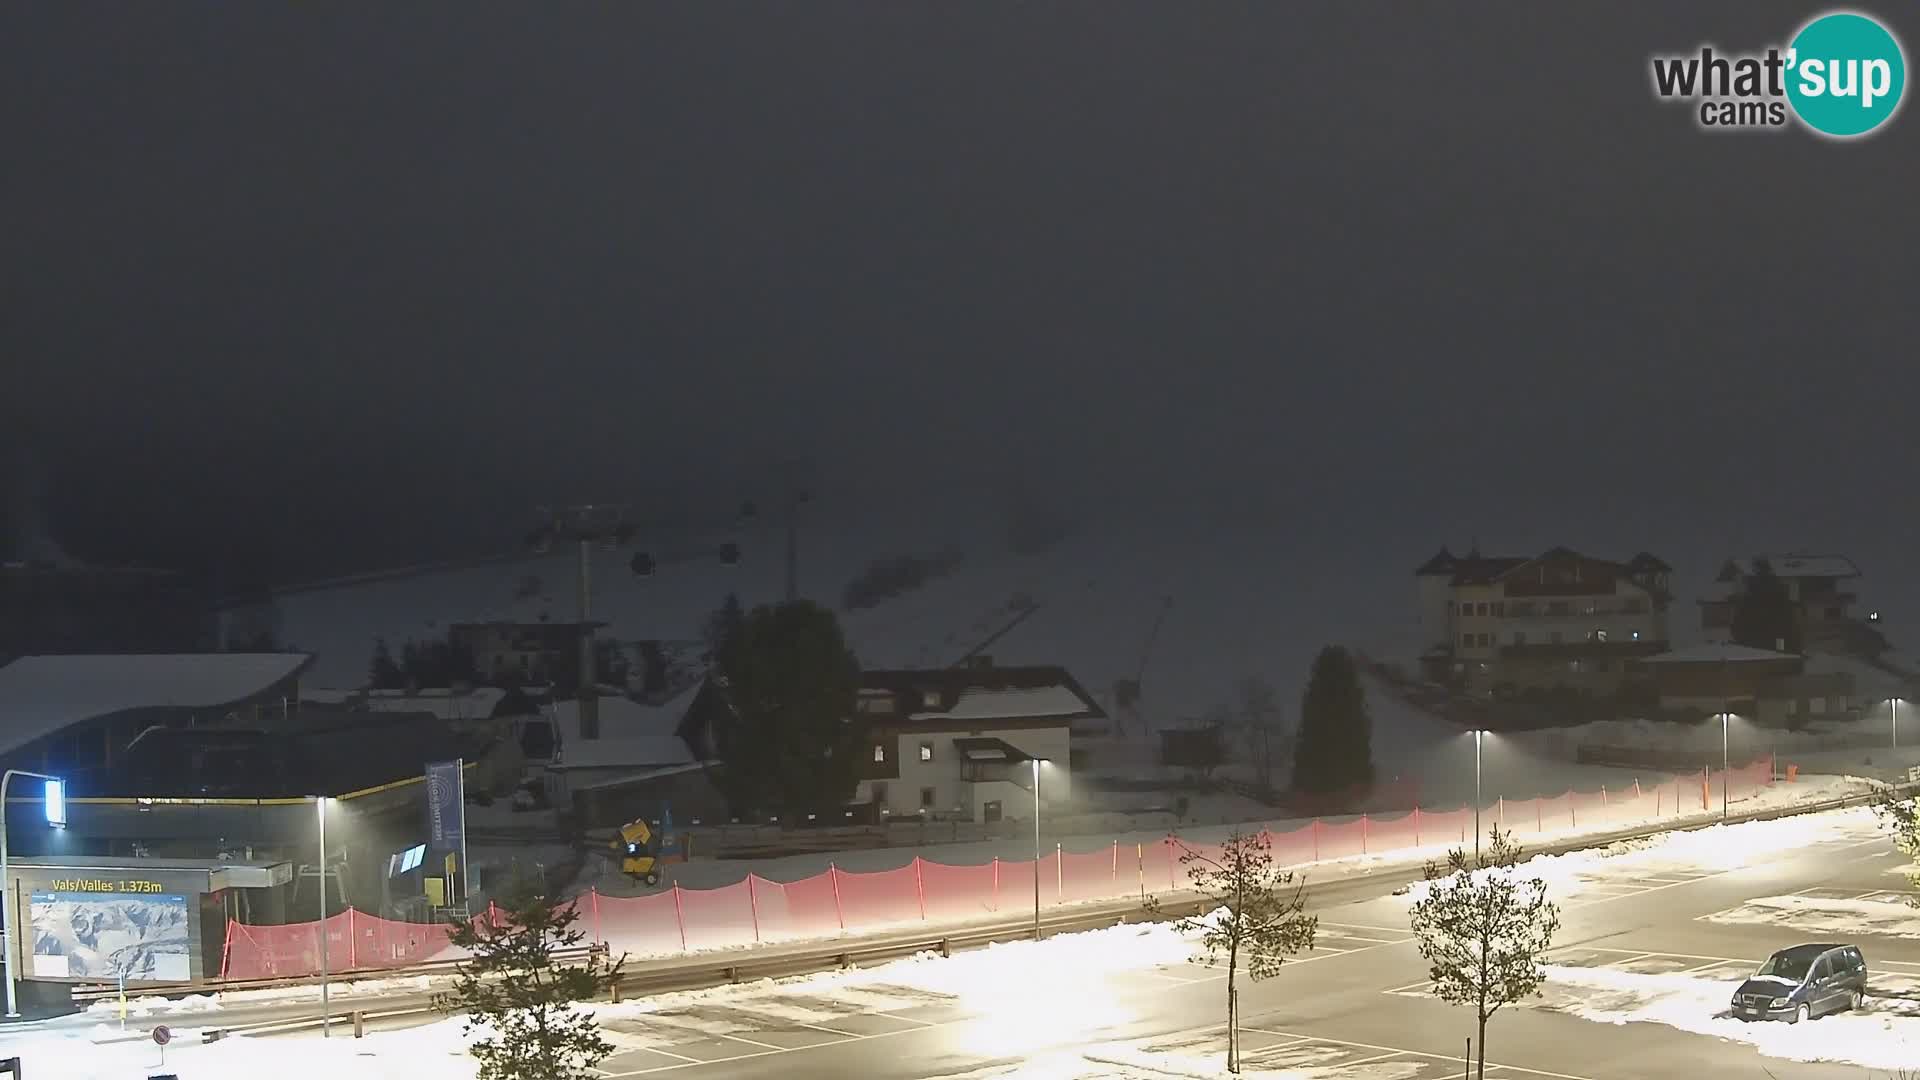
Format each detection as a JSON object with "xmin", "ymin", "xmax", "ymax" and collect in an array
[
  {"xmin": 674, "ymin": 880, "xmax": 758, "ymax": 952},
  {"xmin": 919, "ymin": 858, "xmax": 1002, "ymax": 921},
  {"xmin": 830, "ymin": 864, "xmax": 923, "ymax": 929},
  {"xmin": 746, "ymin": 872, "xmax": 843, "ymax": 943},
  {"xmin": 221, "ymin": 754, "xmax": 1787, "ymax": 981},
  {"xmin": 1056, "ymin": 845, "xmax": 1121, "ymax": 904},
  {"xmin": 592, "ymin": 889, "xmax": 683, "ymax": 957}
]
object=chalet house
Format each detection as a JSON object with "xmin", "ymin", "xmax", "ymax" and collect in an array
[
  {"xmin": 1636, "ymin": 642, "xmax": 1855, "ymax": 725},
  {"xmin": 1416, "ymin": 546, "xmax": 1672, "ymax": 697},
  {"xmin": 1699, "ymin": 553, "xmax": 1863, "ymax": 650},
  {"xmin": 851, "ymin": 662, "xmax": 1103, "ymax": 823}
]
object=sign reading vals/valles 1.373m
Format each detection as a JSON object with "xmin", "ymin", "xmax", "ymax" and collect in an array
[{"xmin": 426, "ymin": 759, "xmax": 465, "ymax": 848}]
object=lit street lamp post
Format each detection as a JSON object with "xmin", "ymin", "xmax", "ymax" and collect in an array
[
  {"xmin": 315, "ymin": 795, "xmax": 332, "ymax": 1037},
  {"xmin": 1728, "ymin": 711, "xmax": 1743, "ymax": 818},
  {"xmin": 1030, "ymin": 757, "xmax": 1047, "ymax": 941},
  {"xmin": 2, "ymin": 769, "xmax": 65, "ymax": 1019},
  {"xmin": 1472, "ymin": 730, "xmax": 1485, "ymax": 865},
  {"xmin": 1894, "ymin": 697, "xmax": 1902, "ymax": 752}
]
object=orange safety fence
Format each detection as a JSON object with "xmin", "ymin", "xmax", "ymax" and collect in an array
[{"xmin": 221, "ymin": 755, "xmax": 1781, "ymax": 979}]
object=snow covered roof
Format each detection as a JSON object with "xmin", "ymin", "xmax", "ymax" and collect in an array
[
  {"xmin": 0, "ymin": 653, "xmax": 314, "ymax": 758},
  {"xmin": 1640, "ymin": 643, "xmax": 1801, "ymax": 665},
  {"xmin": 910, "ymin": 686, "xmax": 1092, "ymax": 723},
  {"xmin": 544, "ymin": 687, "xmax": 701, "ymax": 770},
  {"xmin": 1762, "ymin": 553, "xmax": 1860, "ymax": 579},
  {"xmin": 302, "ymin": 686, "xmax": 508, "ymax": 722}
]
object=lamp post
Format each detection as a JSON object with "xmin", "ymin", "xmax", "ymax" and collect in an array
[
  {"xmin": 1894, "ymin": 698, "xmax": 1902, "ymax": 752},
  {"xmin": 1728, "ymin": 711, "xmax": 1743, "ymax": 818},
  {"xmin": 2, "ymin": 769, "xmax": 64, "ymax": 1019},
  {"xmin": 1030, "ymin": 757, "xmax": 1047, "ymax": 941},
  {"xmin": 1472, "ymin": 731, "xmax": 1485, "ymax": 865},
  {"xmin": 315, "ymin": 795, "xmax": 332, "ymax": 1037}
]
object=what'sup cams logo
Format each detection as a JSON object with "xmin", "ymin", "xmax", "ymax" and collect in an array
[{"xmin": 1650, "ymin": 10, "xmax": 1906, "ymax": 138}]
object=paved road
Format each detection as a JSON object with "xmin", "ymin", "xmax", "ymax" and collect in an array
[{"xmin": 581, "ymin": 808, "xmax": 1918, "ymax": 1079}]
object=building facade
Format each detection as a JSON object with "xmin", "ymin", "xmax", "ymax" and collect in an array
[
  {"xmin": 1416, "ymin": 546, "xmax": 1672, "ymax": 697},
  {"xmin": 851, "ymin": 664, "xmax": 1100, "ymax": 823},
  {"xmin": 1699, "ymin": 553, "xmax": 1863, "ymax": 650},
  {"xmin": 1637, "ymin": 642, "xmax": 1855, "ymax": 726}
]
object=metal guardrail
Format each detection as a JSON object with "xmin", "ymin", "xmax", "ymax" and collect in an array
[{"xmin": 91, "ymin": 778, "xmax": 1914, "ymax": 1040}]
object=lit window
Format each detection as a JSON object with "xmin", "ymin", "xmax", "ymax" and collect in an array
[
  {"xmin": 919, "ymin": 742, "xmax": 933, "ymax": 762},
  {"xmin": 872, "ymin": 744, "xmax": 886, "ymax": 763}
]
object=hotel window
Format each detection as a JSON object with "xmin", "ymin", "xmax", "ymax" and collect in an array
[
  {"xmin": 920, "ymin": 786, "xmax": 937, "ymax": 808},
  {"xmin": 919, "ymin": 742, "xmax": 933, "ymax": 762},
  {"xmin": 872, "ymin": 744, "xmax": 886, "ymax": 763}
]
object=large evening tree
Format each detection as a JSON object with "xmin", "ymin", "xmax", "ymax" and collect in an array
[
  {"xmin": 1730, "ymin": 557, "xmax": 1800, "ymax": 654},
  {"xmin": 1292, "ymin": 646, "xmax": 1373, "ymax": 795},
  {"xmin": 711, "ymin": 599, "xmax": 863, "ymax": 819}
]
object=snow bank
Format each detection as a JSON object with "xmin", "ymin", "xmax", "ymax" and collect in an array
[
  {"xmin": 1702, "ymin": 894, "xmax": 1920, "ymax": 939},
  {"xmin": 1538, "ymin": 964, "xmax": 1920, "ymax": 1072},
  {"xmin": 1399, "ymin": 805, "xmax": 1886, "ymax": 905}
]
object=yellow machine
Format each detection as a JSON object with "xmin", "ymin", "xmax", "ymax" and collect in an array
[{"xmin": 614, "ymin": 818, "xmax": 662, "ymax": 886}]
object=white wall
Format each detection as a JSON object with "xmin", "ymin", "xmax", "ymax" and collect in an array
[{"xmin": 858, "ymin": 725, "xmax": 1072, "ymax": 821}]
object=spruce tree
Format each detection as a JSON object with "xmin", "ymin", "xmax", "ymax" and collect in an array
[
  {"xmin": 437, "ymin": 880, "xmax": 624, "ymax": 1080},
  {"xmin": 1292, "ymin": 645, "xmax": 1373, "ymax": 795},
  {"xmin": 1730, "ymin": 557, "xmax": 1800, "ymax": 653}
]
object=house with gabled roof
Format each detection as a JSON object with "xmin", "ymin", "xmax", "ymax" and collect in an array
[
  {"xmin": 1414, "ymin": 545, "xmax": 1672, "ymax": 697},
  {"xmin": 850, "ymin": 659, "xmax": 1103, "ymax": 823},
  {"xmin": 1699, "ymin": 553, "xmax": 1865, "ymax": 650}
]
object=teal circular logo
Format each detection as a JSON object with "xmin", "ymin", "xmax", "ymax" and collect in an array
[{"xmin": 1786, "ymin": 12, "xmax": 1907, "ymax": 137}]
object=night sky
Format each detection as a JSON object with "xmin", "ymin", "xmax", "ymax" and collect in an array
[{"xmin": 4, "ymin": 3, "xmax": 1916, "ymax": 585}]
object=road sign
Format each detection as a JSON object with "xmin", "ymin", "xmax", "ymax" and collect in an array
[{"xmin": 151, "ymin": 1025, "xmax": 171, "ymax": 1046}]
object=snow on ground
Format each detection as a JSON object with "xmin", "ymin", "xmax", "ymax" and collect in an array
[
  {"xmin": 1534, "ymin": 963, "xmax": 1920, "ymax": 1072},
  {"xmin": 1702, "ymin": 894, "xmax": 1920, "ymax": 940},
  {"xmin": 11, "ymin": 912, "xmax": 1209, "ymax": 1080},
  {"xmin": 1397, "ymin": 803, "xmax": 1889, "ymax": 906}
]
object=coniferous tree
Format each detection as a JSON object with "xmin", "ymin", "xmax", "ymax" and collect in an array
[
  {"xmin": 1730, "ymin": 557, "xmax": 1800, "ymax": 653},
  {"xmin": 710, "ymin": 599, "xmax": 861, "ymax": 819},
  {"xmin": 437, "ymin": 878, "xmax": 624, "ymax": 1080},
  {"xmin": 1292, "ymin": 646, "xmax": 1374, "ymax": 795},
  {"xmin": 369, "ymin": 638, "xmax": 405, "ymax": 689}
]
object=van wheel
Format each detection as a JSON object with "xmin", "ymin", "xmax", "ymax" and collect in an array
[
  {"xmin": 1850, "ymin": 990, "xmax": 1863, "ymax": 1011},
  {"xmin": 1793, "ymin": 1003, "xmax": 1809, "ymax": 1024}
]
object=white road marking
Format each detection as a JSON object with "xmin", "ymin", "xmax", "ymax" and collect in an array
[{"xmin": 1239, "ymin": 1028, "xmax": 1599, "ymax": 1080}]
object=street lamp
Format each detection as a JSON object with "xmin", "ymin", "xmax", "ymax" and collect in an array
[
  {"xmin": 1472, "ymin": 731, "xmax": 1485, "ymax": 865},
  {"xmin": 1892, "ymin": 697, "xmax": 1903, "ymax": 752},
  {"xmin": 1030, "ymin": 757, "xmax": 1048, "ymax": 941},
  {"xmin": 1728, "ymin": 711, "xmax": 1743, "ymax": 818},
  {"xmin": 314, "ymin": 795, "xmax": 333, "ymax": 1037},
  {"xmin": 2, "ymin": 769, "xmax": 65, "ymax": 1018}
]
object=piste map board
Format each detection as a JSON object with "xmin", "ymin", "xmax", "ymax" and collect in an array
[{"xmin": 22, "ymin": 875, "xmax": 200, "ymax": 983}]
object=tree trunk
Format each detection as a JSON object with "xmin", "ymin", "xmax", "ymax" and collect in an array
[{"xmin": 1475, "ymin": 1013, "xmax": 1487, "ymax": 1080}]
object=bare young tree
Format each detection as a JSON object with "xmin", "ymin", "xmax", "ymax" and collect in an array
[
  {"xmin": 1873, "ymin": 785, "xmax": 1920, "ymax": 900},
  {"xmin": 1236, "ymin": 676, "xmax": 1292, "ymax": 798},
  {"xmin": 1407, "ymin": 828, "xmax": 1561, "ymax": 1080},
  {"xmin": 1147, "ymin": 828, "xmax": 1317, "ymax": 1073}
]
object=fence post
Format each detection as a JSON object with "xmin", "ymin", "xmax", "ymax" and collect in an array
[
  {"xmin": 1413, "ymin": 807, "xmax": 1420, "ymax": 847},
  {"xmin": 1497, "ymin": 796, "xmax": 1504, "ymax": 831},
  {"xmin": 591, "ymin": 888, "xmax": 603, "ymax": 946},
  {"xmin": 1361, "ymin": 815, "xmax": 1368, "ymax": 854},
  {"xmin": 1112, "ymin": 840, "xmax": 1119, "ymax": 891},
  {"xmin": 1136, "ymin": 843, "xmax": 1144, "ymax": 900},
  {"xmin": 348, "ymin": 908, "xmax": 357, "ymax": 971},
  {"xmin": 830, "ymin": 864, "xmax": 846, "ymax": 931},
  {"xmin": 1601, "ymin": 785, "xmax": 1608, "ymax": 807},
  {"xmin": 1536, "ymin": 798, "xmax": 1542, "ymax": 833},
  {"xmin": 1656, "ymin": 786, "xmax": 1662, "ymax": 817},
  {"xmin": 914, "ymin": 858, "xmax": 926, "ymax": 921},
  {"xmin": 1312, "ymin": 818, "xmax": 1320, "ymax": 861},
  {"xmin": 991, "ymin": 858, "xmax": 1000, "ymax": 912},
  {"xmin": 1701, "ymin": 768, "xmax": 1709, "ymax": 812},
  {"xmin": 672, "ymin": 883, "xmax": 688, "ymax": 952},
  {"xmin": 748, "ymin": 875, "xmax": 761, "ymax": 943},
  {"xmin": 1167, "ymin": 838, "xmax": 1177, "ymax": 890},
  {"xmin": 1056, "ymin": 842, "xmax": 1063, "ymax": 905},
  {"xmin": 1633, "ymin": 778, "xmax": 1641, "ymax": 800},
  {"xmin": 1569, "ymin": 795, "xmax": 1576, "ymax": 830},
  {"xmin": 220, "ymin": 919, "xmax": 234, "ymax": 979}
]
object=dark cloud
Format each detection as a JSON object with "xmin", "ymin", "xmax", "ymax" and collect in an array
[{"xmin": 4, "ymin": 2, "xmax": 1915, "ymax": 580}]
